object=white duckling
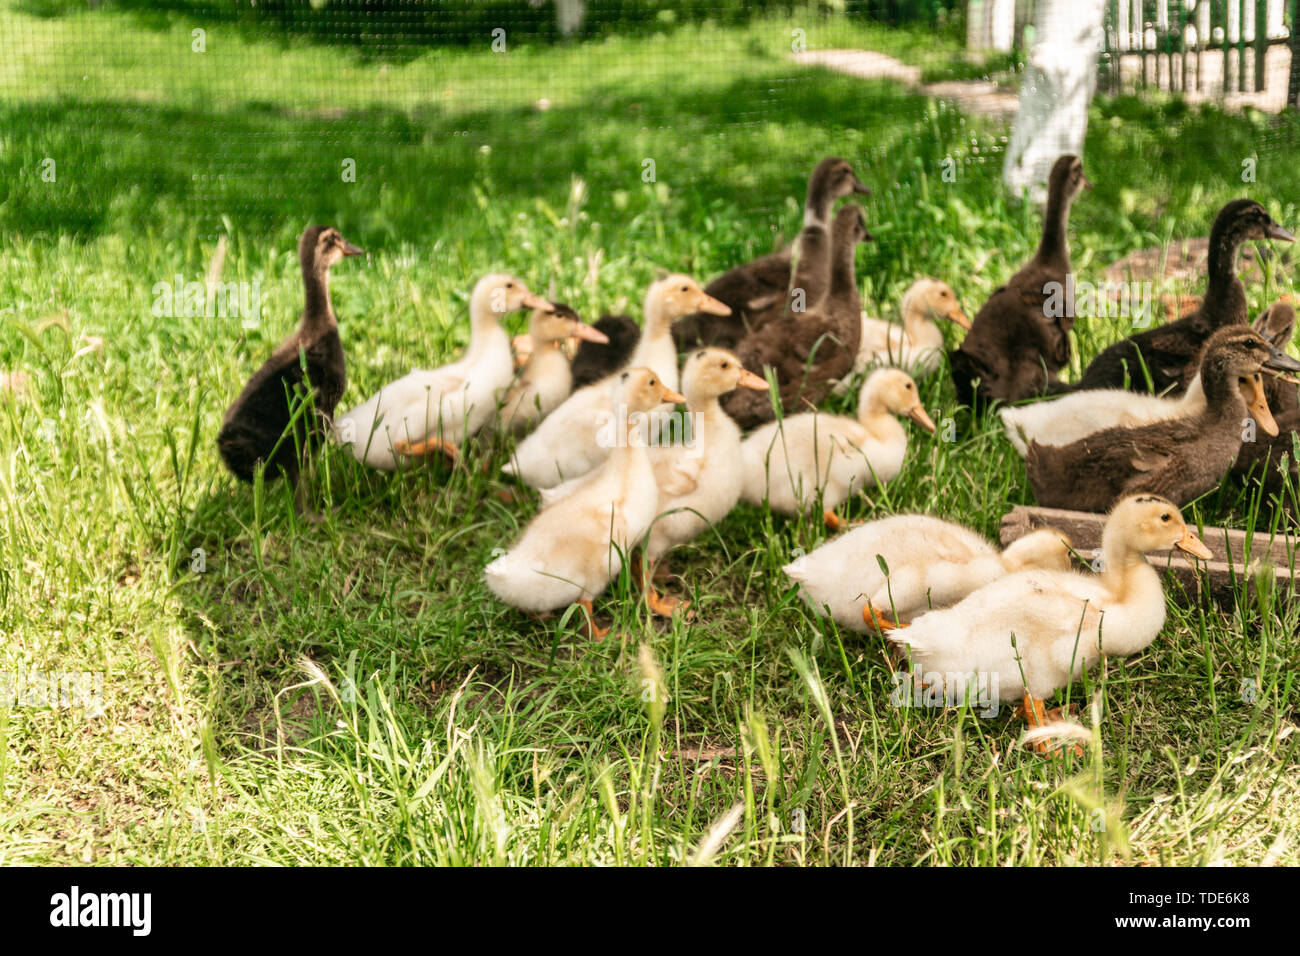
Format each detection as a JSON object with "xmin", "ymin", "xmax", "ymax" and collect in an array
[
  {"xmin": 636, "ymin": 348, "xmax": 768, "ymax": 616},
  {"xmin": 499, "ymin": 304, "xmax": 609, "ymax": 433},
  {"xmin": 740, "ymin": 368, "xmax": 936, "ymax": 529},
  {"xmin": 503, "ymin": 274, "xmax": 730, "ymax": 489},
  {"xmin": 888, "ymin": 494, "xmax": 1212, "ymax": 756},
  {"xmin": 337, "ymin": 273, "xmax": 550, "ymax": 469},
  {"xmin": 849, "ymin": 278, "xmax": 969, "ymax": 382},
  {"xmin": 783, "ymin": 515, "xmax": 1072, "ymax": 632},
  {"xmin": 484, "ymin": 367, "xmax": 685, "ymax": 639},
  {"xmin": 999, "ymin": 375, "xmax": 1207, "ymax": 458}
]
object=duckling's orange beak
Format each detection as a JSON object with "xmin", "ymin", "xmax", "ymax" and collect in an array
[
  {"xmin": 660, "ymin": 387, "xmax": 686, "ymax": 404},
  {"xmin": 1176, "ymin": 527, "xmax": 1213, "ymax": 561},
  {"xmin": 738, "ymin": 370, "xmax": 768, "ymax": 391},
  {"xmin": 1243, "ymin": 374, "xmax": 1280, "ymax": 436},
  {"xmin": 521, "ymin": 291, "xmax": 553, "ymax": 311},
  {"xmin": 696, "ymin": 294, "xmax": 731, "ymax": 316},
  {"xmin": 947, "ymin": 306, "xmax": 971, "ymax": 330},
  {"xmin": 907, "ymin": 405, "xmax": 937, "ymax": 433},
  {"xmin": 570, "ymin": 321, "xmax": 610, "ymax": 344}
]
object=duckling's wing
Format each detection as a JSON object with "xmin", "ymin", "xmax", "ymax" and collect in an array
[{"xmin": 650, "ymin": 447, "xmax": 703, "ymax": 498}]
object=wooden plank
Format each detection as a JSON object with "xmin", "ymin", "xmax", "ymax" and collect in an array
[{"xmin": 1000, "ymin": 504, "xmax": 1300, "ymax": 607}]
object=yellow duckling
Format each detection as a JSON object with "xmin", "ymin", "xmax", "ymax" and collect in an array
[
  {"xmin": 639, "ymin": 348, "xmax": 767, "ymax": 616},
  {"xmin": 337, "ymin": 273, "xmax": 550, "ymax": 468},
  {"xmin": 888, "ymin": 495, "xmax": 1212, "ymax": 756},
  {"xmin": 850, "ymin": 278, "xmax": 969, "ymax": 380},
  {"xmin": 503, "ymin": 274, "xmax": 728, "ymax": 489},
  {"xmin": 740, "ymin": 368, "xmax": 935, "ymax": 529},
  {"xmin": 484, "ymin": 367, "xmax": 685, "ymax": 639},
  {"xmin": 499, "ymin": 304, "xmax": 609, "ymax": 434},
  {"xmin": 782, "ymin": 515, "xmax": 1071, "ymax": 632}
]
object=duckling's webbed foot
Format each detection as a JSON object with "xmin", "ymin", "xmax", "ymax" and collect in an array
[
  {"xmin": 862, "ymin": 602, "xmax": 897, "ymax": 633},
  {"xmin": 394, "ymin": 436, "xmax": 459, "ymax": 460},
  {"xmin": 577, "ymin": 599, "xmax": 609, "ymax": 641},
  {"xmin": 1019, "ymin": 693, "xmax": 1084, "ymax": 759}
]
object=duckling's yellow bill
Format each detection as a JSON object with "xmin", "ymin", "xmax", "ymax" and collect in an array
[
  {"xmin": 521, "ymin": 292, "xmax": 553, "ymax": 311},
  {"xmin": 569, "ymin": 321, "xmax": 610, "ymax": 344},
  {"xmin": 696, "ymin": 294, "xmax": 732, "ymax": 316},
  {"xmin": 947, "ymin": 307, "xmax": 971, "ymax": 330},
  {"xmin": 738, "ymin": 370, "xmax": 768, "ymax": 391},
  {"xmin": 908, "ymin": 405, "xmax": 937, "ymax": 433},
  {"xmin": 1244, "ymin": 375, "xmax": 1280, "ymax": 436},
  {"xmin": 660, "ymin": 388, "xmax": 687, "ymax": 404},
  {"xmin": 1176, "ymin": 528, "xmax": 1213, "ymax": 560}
]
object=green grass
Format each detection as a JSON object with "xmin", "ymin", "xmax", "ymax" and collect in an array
[{"xmin": 1, "ymin": 2, "xmax": 1299, "ymax": 865}]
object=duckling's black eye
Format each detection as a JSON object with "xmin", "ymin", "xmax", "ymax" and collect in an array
[
  {"xmin": 905, "ymin": 383, "xmax": 913, "ymax": 390},
  {"xmin": 680, "ymin": 285, "xmax": 688, "ymax": 292},
  {"xmin": 506, "ymin": 282, "xmax": 514, "ymax": 288},
  {"xmin": 720, "ymin": 362, "xmax": 729, "ymax": 369},
  {"xmin": 1161, "ymin": 513, "xmax": 1171, "ymax": 522}
]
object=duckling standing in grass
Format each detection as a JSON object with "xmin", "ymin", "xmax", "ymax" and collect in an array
[
  {"xmin": 499, "ymin": 304, "xmax": 609, "ymax": 433},
  {"xmin": 639, "ymin": 348, "xmax": 768, "ymax": 617},
  {"xmin": 740, "ymin": 368, "xmax": 935, "ymax": 529},
  {"xmin": 336, "ymin": 273, "xmax": 551, "ymax": 470},
  {"xmin": 782, "ymin": 516, "xmax": 1071, "ymax": 632},
  {"xmin": 1071, "ymin": 199, "xmax": 1295, "ymax": 395},
  {"xmin": 217, "ymin": 225, "xmax": 363, "ymax": 510},
  {"xmin": 504, "ymin": 275, "xmax": 729, "ymax": 489},
  {"xmin": 888, "ymin": 495, "xmax": 1212, "ymax": 757},
  {"xmin": 949, "ymin": 155, "xmax": 1090, "ymax": 409},
  {"xmin": 673, "ymin": 157, "xmax": 869, "ymax": 350},
  {"xmin": 1025, "ymin": 326, "xmax": 1300, "ymax": 512},
  {"xmin": 723, "ymin": 203, "xmax": 871, "ymax": 429},
  {"xmin": 485, "ymin": 367, "xmax": 685, "ymax": 640},
  {"xmin": 849, "ymin": 278, "xmax": 969, "ymax": 381}
]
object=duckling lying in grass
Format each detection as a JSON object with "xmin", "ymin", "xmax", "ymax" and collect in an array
[
  {"xmin": 783, "ymin": 515, "xmax": 1071, "ymax": 632},
  {"xmin": 1025, "ymin": 326, "xmax": 1300, "ymax": 512},
  {"xmin": 740, "ymin": 368, "xmax": 935, "ymax": 529},
  {"xmin": 850, "ymin": 278, "xmax": 969, "ymax": 380},
  {"xmin": 888, "ymin": 495, "xmax": 1212, "ymax": 757},
  {"xmin": 484, "ymin": 367, "xmax": 685, "ymax": 640},
  {"xmin": 217, "ymin": 225, "xmax": 363, "ymax": 512},
  {"xmin": 499, "ymin": 304, "xmax": 609, "ymax": 434}
]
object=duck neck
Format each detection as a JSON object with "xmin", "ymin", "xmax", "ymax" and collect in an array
[
  {"xmin": 804, "ymin": 175, "xmax": 836, "ymax": 228},
  {"xmin": 900, "ymin": 293, "xmax": 942, "ymax": 348},
  {"xmin": 1099, "ymin": 527, "xmax": 1154, "ymax": 603},
  {"xmin": 1034, "ymin": 181, "xmax": 1074, "ymax": 269},
  {"xmin": 301, "ymin": 260, "xmax": 336, "ymax": 338},
  {"xmin": 1199, "ymin": 364, "xmax": 1246, "ymax": 425},
  {"xmin": 466, "ymin": 293, "xmax": 510, "ymax": 363},
  {"xmin": 828, "ymin": 233, "xmax": 859, "ymax": 303},
  {"xmin": 631, "ymin": 301, "xmax": 677, "ymax": 386},
  {"xmin": 856, "ymin": 389, "xmax": 904, "ymax": 443},
  {"xmin": 1203, "ymin": 227, "xmax": 1248, "ymax": 326}
]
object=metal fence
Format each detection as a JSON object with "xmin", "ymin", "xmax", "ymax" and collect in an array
[{"xmin": 1099, "ymin": 0, "xmax": 1298, "ymax": 102}]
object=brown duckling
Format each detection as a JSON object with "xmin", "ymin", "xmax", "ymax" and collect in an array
[
  {"xmin": 1072, "ymin": 199, "xmax": 1294, "ymax": 395},
  {"xmin": 568, "ymin": 314, "xmax": 641, "ymax": 390},
  {"xmin": 949, "ymin": 155, "xmax": 1090, "ymax": 410},
  {"xmin": 217, "ymin": 226, "xmax": 363, "ymax": 509},
  {"xmin": 1230, "ymin": 302, "xmax": 1300, "ymax": 506},
  {"xmin": 721, "ymin": 203, "xmax": 869, "ymax": 429},
  {"xmin": 672, "ymin": 157, "xmax": 869, "ymax": 350},
  {"xmin": 1025, "ymin": 326, "xmax": 1300, "ymax": 512}
]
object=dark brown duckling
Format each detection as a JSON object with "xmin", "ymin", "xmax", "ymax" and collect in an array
[
  {"xmin": 721, "ymin": 203, "xmax": 868, "ymax": 429},
  {"xmin": 1230, "ymin": 302, "xmax": 1300, "ymax": 505},
  {"xmin": 1072, "ymin": 199, "xmax": 1294, "ymax": 394},
  {"xmin": 1025, "ymin": 326, "xmax": 1300, "ymax": 512},
  {"xmin": 672, "ymin": 157, "xmax": 869, "ymax": 350},
  {"xmin": 217, "ymin": 225, "xmax": 363, "ymax": 506},
  {"xmin": 568, "ymin": 314, "xmax": 641, "ymax": 390},
  {"xmin": 1249, "ymin": 301, "xmax": 1298, "ymax": 416},
  {"xmin": 950, "ymin": 155, "xmax": 1090, "ymax": 410}
]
